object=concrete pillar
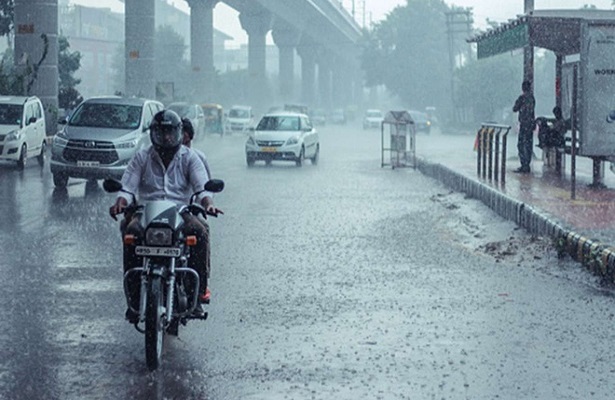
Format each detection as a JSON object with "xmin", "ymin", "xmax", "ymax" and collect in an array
[
  {"xmin": 125, "ymin": 0, "xmax": 155, "ymax": 99},
  {"xmin": 317, "ymin": 55, "xmax": 332, "ymax": 110},
  {"xmin": 296, "ymin": 40, "xmax": 317, "ymax": 107},
  {"xmin": 187, "ymin": 0, "xmax": 217, "ymax": 102},
  {"xmin": 14, "ymin": 0, "xmax": 59, "ymax": 135},
  {"xmin": 272, "ymin": 21, "xmax": 301, "ymax": 103},
  {"xmin": 239, "ymin": 6, "xmax": 272, "ymax": 108}
]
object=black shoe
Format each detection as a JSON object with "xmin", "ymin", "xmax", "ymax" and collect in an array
[
  {"xmin": 513, "ymin": 167, "xmax": 530, "ymax": 173},
  {"xmin": 125, "ymin": 308, "xmax": 139, "ymax": 324},
  {"xmin": 192, "ymin": 303, "xmax": 206, "ymax": 318}
]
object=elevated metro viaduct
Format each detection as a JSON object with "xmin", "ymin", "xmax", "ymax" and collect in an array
[{"xmin": 14, "ymin": 0, "xmax": 364, "ymax": 125}]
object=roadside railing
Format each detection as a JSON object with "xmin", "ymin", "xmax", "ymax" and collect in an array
[{"xmin": 475, "ymin": 123, "xmax": 511, "ymax": 186}]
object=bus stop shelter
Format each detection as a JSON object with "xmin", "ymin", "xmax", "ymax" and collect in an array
[{"xmin": 467, "ymin": 9, "xmax": 615, "ymax": 188}]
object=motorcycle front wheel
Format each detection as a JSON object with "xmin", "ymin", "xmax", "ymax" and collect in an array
[{"xmin": 145, "ymin": 276, "xmax": 164, "ymax": 371}]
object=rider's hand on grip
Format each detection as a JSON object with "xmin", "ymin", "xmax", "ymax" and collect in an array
[
  {"xmin": 109, "ymin": 197, "xmax": 128, "ymax": 221},
  {"xmin": 206, "ymin": 205, "xmax": 223, "ymax": 218}
]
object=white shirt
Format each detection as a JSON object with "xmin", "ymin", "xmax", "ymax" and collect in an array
[
  {"xmin": 118, "ymin": 145, "xmax": 211, "ymax": 205},
  {"xmin": 192, "ymin": 147, "xmax": 212, "ymax": 178}
]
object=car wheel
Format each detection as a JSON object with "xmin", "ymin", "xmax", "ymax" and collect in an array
[
  {"xmin": 53, "ymin": 172, "xmax": 69, "ymax": 188},
  {"xmin": 16, "ymin": 143, "xmax": 27, "ymax": 170},
  {"xmin": 295, "ymin": 147, "xmax": 304, "ymax": 167},
  {"xmin": 246, "ymin": 156, "xmax": 255, "ymax": 167},
  {"xmin": 310, "ymin": 144, "xmax": 319, "ymax": 165},
  {"xmin": 37, "ymin": 140, "xmax": 47, "ymax": 167}
]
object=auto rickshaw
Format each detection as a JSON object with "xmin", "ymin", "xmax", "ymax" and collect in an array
[{"xmin": 201, "ymin": 103, "xmax": 225, "ymax": 135}]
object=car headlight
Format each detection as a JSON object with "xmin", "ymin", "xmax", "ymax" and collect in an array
[
  {"xmin": 146, "ymin": 228, "xmax": 173, "ymax": 246},
  {"xmin": 116, "ymin": 139, "xmax": 138, "ymax": 149},
  {"xmin": 246, "ymin": 136, "xmax": 255, "ymax": 145},
  {"xmin": 286, "ymin": 136, "xmax": 299, "ymax": 146},
  {"xmin": 52, "ymin": 133, "xmax": 69, "ymax": 146},
  {"xmin": 5, "ymin": 130, "xmax": 22, "ymax": 142}
]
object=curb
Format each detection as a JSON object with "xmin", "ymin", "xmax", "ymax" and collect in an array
[{"xmin": 416, "ymin": 157, "xmax": 615, "ymax": 284}]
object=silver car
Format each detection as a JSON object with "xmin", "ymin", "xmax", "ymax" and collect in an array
[{"xmin": 50, "ymin": 96, "xmax": 163, "ymax": 188}]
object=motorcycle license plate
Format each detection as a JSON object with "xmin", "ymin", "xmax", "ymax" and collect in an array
[
  {"xmin": 261, "ymin": 147, "xmax": 277, "ymax": 153},
  {"xmin": 135, "ymin": 246, "xmax": 181, "ymax": 257}
]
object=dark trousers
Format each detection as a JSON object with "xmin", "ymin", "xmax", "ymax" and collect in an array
[
  {"xmin": 517, "ymin": 123, "xmax": 534, "ymax": 169},
  {"xmin": 121, "ymin": 212, "xmax": 210, "ymax": 300}
]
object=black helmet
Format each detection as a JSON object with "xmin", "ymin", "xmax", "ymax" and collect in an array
[
  {"xmin": 150, "ymin": 109, "xmax": 183, "ymax": 154},
  {"xmin": 181, "ymin": 117, "xmax": 195, "ymax": 141}
]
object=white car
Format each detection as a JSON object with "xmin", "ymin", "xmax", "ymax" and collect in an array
[
  {"xmin": 363, "ymin": 109, "xmax": 384, "ymax": 129},
  {"xmin": 0, "ymin": 96, "xmax": 47, "ymax": 169},
  {"xmin": 226, "ymin": 105, "xmax": 254, "ymax": 133},
  {"xmin": 245, "ymin": 111, "xmax": 319, "ymax": 167}
]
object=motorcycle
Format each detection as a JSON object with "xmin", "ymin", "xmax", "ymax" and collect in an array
[{"xmin": 103, "ymin": 178, "xmax": 224, "ymax": 371}]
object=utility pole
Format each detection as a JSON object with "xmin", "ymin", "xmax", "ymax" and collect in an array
[{"xmin": 445, "ymin": 8, "xmax": 473, "ymax": 123}]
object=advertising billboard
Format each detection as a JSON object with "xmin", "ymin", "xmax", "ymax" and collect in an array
[{"xmin": 580, "ymin": 23, "xmax": 615, "ymax": 157}]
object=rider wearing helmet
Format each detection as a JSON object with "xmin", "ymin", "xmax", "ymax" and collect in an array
[{"xmin": 109, "ymin": 109, "xmax": 222, "ymax": 321}]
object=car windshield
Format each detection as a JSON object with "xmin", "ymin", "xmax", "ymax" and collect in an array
[
  {"xmin": 229, "ymin": 109, "xmax": 250, "ymax": 118},
  {"xmin": 0, "ymin": 104, "xmax": 23, "ymax": 125},
  {"xmin": 367, "ymin": 111, "xmax": 382, "ymax": 118},
  {"xmin": 409, "ymin": 111, "xmax": 427, "ymax": 122},
  {"xmin": 257, "ymin": 116, "xmax": 301, "ymax": 131},
  {"xmin": 69, "ymin": 103, "xmax": 142, "ymax": 129}
]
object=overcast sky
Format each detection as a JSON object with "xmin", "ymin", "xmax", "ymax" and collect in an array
[{"xmin": 70, "ymin": 0, "xmax": 614, "ymax": 44}]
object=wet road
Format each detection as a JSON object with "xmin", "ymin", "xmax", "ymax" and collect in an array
[{"xmin": 1, "ymin": 123, "xmax": 615, "ymax": 399}]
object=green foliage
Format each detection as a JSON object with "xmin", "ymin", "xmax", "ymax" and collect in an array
[
  {"xmin": 0, "ymin": 48, "xmax": 23, "ymax": 94},
  {"xmin": 58, "ymin": 35, "xmax": 82, "ymax": 109},
  {"xmin": 360, "ymin": 0, "xmax": 455, "ymax": 110},
  {"xmin": 0, "ymin": 0, "xmax": 13, "ymax": 38}
]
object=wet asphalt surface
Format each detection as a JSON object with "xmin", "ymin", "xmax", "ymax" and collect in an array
[{"xmin": 1, "ymin": 123, "xmax": 615, "ymax": 399}]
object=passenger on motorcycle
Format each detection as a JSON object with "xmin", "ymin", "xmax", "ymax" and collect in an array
[{"xmin": 109, "ymin": 109, "xmax": 222, "ymax": 321}]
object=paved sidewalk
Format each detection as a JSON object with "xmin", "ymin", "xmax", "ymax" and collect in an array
[{"xmin": 412, "ymin": 129, "xmax": 615, "ymax": 282}]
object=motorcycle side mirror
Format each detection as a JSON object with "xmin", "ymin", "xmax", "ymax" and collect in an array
[
  {"xmin": 103, "ymin": 178, "xmax": 123, "ymax": 193},
  {"xmin": 204, "ymin": 179, "xmax": 224, "ymax": 193}
]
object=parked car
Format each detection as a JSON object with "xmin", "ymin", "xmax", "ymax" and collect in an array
[
  {"xmin": 168, "ymin": 102, "xmax": 205, "ymax": 139},
  {"xmin": 50, "ymin": 96, "xmax": 164, "ymax": 188},
  {"xmin": 226, "ymin": 105, "xmax": 254, "ymax": 133},
  {"xmin": 329, "ymin": 108, "xmax": 346, "ymax": 125},
  {"xmin": 0, "ymin": 96, "xmax": 47, "ymax": 170},
  {"xmin": 245, "ymin": 111, "xmax": 319, "ymax": 167},
  {"xmin": 362, "ymin": 109, "xmax": 384, "ymax": 129},
  {"xmin": 408, "ymin": 110, "xmax": 432, "ymax": 134}
]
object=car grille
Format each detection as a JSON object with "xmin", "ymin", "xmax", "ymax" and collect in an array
[
  {"xmin": 256, "ymin": 140, "xmax": 285, "ymax": 147},
  {"xmin": 63, "ymin": 139, "xmax": 119, "ymax": 164}
]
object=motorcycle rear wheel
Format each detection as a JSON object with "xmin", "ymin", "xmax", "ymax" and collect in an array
[{"xmin": 145, "ymin": 276, "xmax": 164, "ymax": 371}]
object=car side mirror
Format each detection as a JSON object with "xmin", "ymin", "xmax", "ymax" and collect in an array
[
  {"xmin": 28, "ymin": 116, "xmax": 37, "ymax": 124},
  {"xmin": 58, "ymin": 117, "xmax": 67, "ymax": 125},
  {"xmin": 142, "ymin": 125, "xmax": 150, "ymax": 132}
]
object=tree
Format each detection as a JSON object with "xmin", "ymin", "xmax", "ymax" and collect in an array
[
  {"xmin": 360, "ymin": 0, "xmax": 454, "ymax": 113},
  {"xmin": 0, "ymin": 0, "xmax": 13, "ymax": 38},
  {"xmin": 58, "ymin": 35, "xmax": 82, "ymax": 109}
]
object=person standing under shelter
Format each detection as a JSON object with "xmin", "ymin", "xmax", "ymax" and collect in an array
[{"xmin": 512, "ymin": 80, "xmax": 536, "ymax": 173}]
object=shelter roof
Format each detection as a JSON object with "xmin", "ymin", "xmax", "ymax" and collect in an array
[
  {"xmin": 383, "ymin": 111, "xmax": 414, "ymax": 124},
  {"xmin": 467, "ymin": 9, "xmax": 615, "ymax": 58}
]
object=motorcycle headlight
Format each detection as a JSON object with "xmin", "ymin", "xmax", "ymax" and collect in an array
[
  {"xmin": 5, "ymin": 130, "xmax": 22, "ymax": 142},
  {"xmin": 286, "ymin": 136, "xmax": 299, "ymax": 146},
  {"xmin": 146, "ymin": 228, "xmax": 173, "ymax": 246},
  {"xmin": 116, "ymin": 139, "xmax": 138, "ymax": 149}
]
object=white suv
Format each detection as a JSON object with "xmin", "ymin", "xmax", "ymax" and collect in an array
[{"xmin": 0, "ymin": 96, "xmax": 47, "ymax": 169}]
